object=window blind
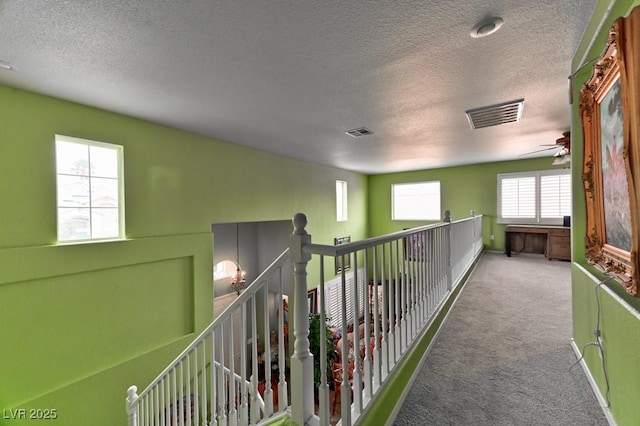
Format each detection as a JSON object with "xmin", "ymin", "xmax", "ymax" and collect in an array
[{"xmin": 323, "ymin": 268, "xmax": 366, "ymax": 328}]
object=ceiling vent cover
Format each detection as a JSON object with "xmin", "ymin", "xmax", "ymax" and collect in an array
[
  {"xmin": 346, "ymin": 127, "xmax": 374, "ymax": 137},
  {"xmin": 465, "ymin": 99, "xmax": 524, "ymax": 130}
]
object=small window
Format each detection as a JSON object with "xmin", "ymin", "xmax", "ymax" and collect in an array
[
  {"xmin": 392, "ymin": 181, "xmax": 441, "ymax": 220},
  {"xmin": 336, "ymin": 180, "xmax": 348, "ymax": 222},
  {"xmin": 55, "ymin": 135, "xmax": 125, "ymax": 242},
  {"xmin": 498, "ymin": 169, "xmax": 571, "ymax": 224}
]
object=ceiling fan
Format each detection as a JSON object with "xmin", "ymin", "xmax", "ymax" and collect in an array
[{"xmin": 519, "ymin": 132, "xmax": 571, "ymax": 162}]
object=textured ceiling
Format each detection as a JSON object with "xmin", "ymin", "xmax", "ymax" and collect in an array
[{"xmin": 0, "ymin": 0, "xmax": 598, "ymax": 174}]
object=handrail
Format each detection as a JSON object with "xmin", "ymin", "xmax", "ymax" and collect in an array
[
  {"xmin": 134, "ymin": 247, "xmax": 290, "ymax": 399},
  {"xmin": 304, "ymin": 221, "xmax": 449, "ymax": 256},
  {"xmin": 127, "ymin": 212, "xmax": 484, "ymax": 426},
  {"xmin": 127, "ymin": 247, "xmax": 291, "ymax": 425},
  {"xmin": 288, "ymin": 211, "xmax": 484, "ymax": 425}
]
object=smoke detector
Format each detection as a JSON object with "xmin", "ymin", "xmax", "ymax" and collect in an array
[{"xmin": 471, "ymin": 17, "xmax": 504, "ymax": 38}]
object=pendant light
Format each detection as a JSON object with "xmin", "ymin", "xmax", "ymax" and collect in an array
[{"xmin": 231, "ymin": 223, "xmax": 246, "ymax": 294}]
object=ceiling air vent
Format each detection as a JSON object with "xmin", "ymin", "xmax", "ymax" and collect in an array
[
  {"xmin": 465, "ymin": 99, "xmax": 524, "ymax": 130},
  {"xmin": 345, "ymin": 127, "xmax": 374, "ymax": 137}
]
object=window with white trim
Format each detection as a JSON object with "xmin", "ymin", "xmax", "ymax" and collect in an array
[
  {"xmin": 392, "ymin": 181, "xmax": 441, "ymax": 220},
  {"xmin": 336, "ymin": 180, "xmax": 348, "ymax": 221},
  {"xmin": 55, "ymin": 135, "xmax": 125, "ymax": 242},
  {"xmin": 497, "ymin": 169, "xmax": 571, "ymax": 225}
]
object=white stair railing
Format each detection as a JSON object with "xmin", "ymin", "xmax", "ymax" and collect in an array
[
  {"xmin": 126, "ymin": 248, "xmax": 291, "ymax": 426},
  {"xmin": 288, "ymin": 210, "xmax": 483, "ymax": 426},
  {"xmin": 127, "ymin": 211, "xmax": 484, "ymax": 426}
]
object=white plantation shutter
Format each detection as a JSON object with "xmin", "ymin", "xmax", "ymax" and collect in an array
[
  {"xmin": 323, "ymin": 268, "xmax": 366, "ymax": 328},
  {"xmin": 498, "ymin": 169, "xmax": 571, "ymax": 224},
  {"xmin": 325, "ymin": 281, "xmax": 342, "ymax": 328},
  {"xmin": 500, "ymin": 176, "xmax": 536, "ymax": 218},
  {"xmin": 540, "ymin": 174, "xmax": 571, "ymax": 218}
]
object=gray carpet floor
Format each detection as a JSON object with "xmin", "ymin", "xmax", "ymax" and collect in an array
[{"xmin": 393, "ymin": 252, "xmax": 608, "ymax": 426}]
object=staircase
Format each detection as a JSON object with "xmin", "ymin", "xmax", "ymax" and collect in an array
[{"xmin": 126, "ymin": 211, "xmax": 484, "ymax": 426}]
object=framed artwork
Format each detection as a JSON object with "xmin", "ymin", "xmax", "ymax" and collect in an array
[
  {"xmin": 334, "ymin": 236, "xmax": 351, "ymax": 274},
  {"xmin": 307, "ymin": 288, "xmax": 317, "ymax": 314},
  {"xmin": 580, "ymin": 8, "xmax": 640, "ymax": 296}
]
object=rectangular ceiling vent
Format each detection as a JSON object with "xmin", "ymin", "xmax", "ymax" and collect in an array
[
  {"xmin": 465, "ymin": 99, "xmax": 524, "ymax": 130},
  {"xmin": 346, "ymin": 127, "xmax": 374, "ymax": 137}
]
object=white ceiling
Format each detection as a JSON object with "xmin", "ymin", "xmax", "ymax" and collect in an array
[{"xmin": 0, "ymin": 0, "xmax": 597, "ymax": 174}]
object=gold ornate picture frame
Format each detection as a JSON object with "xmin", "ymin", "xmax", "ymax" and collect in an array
[{"xmin": 580, "ymin": 8, "xmax": 640, "ymax": 296}]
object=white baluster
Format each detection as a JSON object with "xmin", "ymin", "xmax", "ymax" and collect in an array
[
  {"xmin": 372, "ymin": 245, "xmax": 382, "ymax": 390},
  {"xmin": 317, "ymin": 256, "xmax": 330, "ymax": 426},
  {"xmin": 339, "ymin": 260, "xmax": 352, "ymax": 425},
  {"xmin": 217, "ymin": 332, "xmax": 227, "ymax": 426},
  {"xmin": 149, "ymin": 388, "xmax": 154, "ymax": 426},
  {"xmin": 277, "ymin": 266, "xmax": 288, "ymax": 413},
  {"xmin": 240, "ymin": 303, "xmax": 248, "ymax": 425},
  {"xmin": 262, "ymin": 289, "xmax": 273, "ymax": 417},
  {"xmin": 228, "ymin": 317, "xmax": 237, "ymax": 426},
  {"xmin": 210, "ymin": 335, "xmax": 217, "ymax": 425},
  {"xmin": 171, "ymin": 369, "xmax": 177, "ymax": 426},
  {"xmin": 352, "ymin": 252, "xmax": 363, "ymax": 416},
  {"xmin": 379, "ymin": 244, "xmax": 389, "ymax": 381},
  {"xmin": 385, "ymin": 244, "xmax": 395, "ymax": 367},
  {"xmin": 251, "ymin": 292, "xmax": 262, "ymax": 423},
  {"xmin": 160, "ymin": 378, "xmax": 165, "ymax": 426},
  {"xmin": 193, "ymin": 349, "xmax": 199, "ymax": 426},
  {"xmin": 178, "ymin": 362, "xmax": 184, "ymax": 426},
  {"xmin": 153, "ymin": 384, "xmax": 159, "ymax": 426},
  {"xmin": 393, "ymin": 240, "xmax": 401, "ymax": 361},
  {"xmin": 186, "ymin": 354, "xmax": 192, "ymax": 426},
  {"xmin": 400, "ymin": 241, "xmax": 408, "ymax": 354},
  {"xmin": 200, "ymin": 343, "xmax": 207, "ymax": 426},
  {"xmin": 363, "ymin": 251, "xmax": 373, "ymax": 401},
  {"xmin": 418, "ymin": 232, "xmax": 425, "ymax": 322}
]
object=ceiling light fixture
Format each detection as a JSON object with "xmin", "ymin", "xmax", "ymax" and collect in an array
[
  {"xmin": 231, "ymin": 223, "xmax": 246, "ymax": 295},
  {"xmin": 470, "ymin": 17, "xmax": 504, "ymax": 38}
]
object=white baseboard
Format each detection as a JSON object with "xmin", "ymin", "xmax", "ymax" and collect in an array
[{"xmin": 569, "ymin": 338, "xmax": 617, "ymax": 426}]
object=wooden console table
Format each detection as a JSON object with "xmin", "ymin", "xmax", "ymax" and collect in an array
[{"xmin": 505, "ymin": 225, "xmax": 570, "ymax": 260}]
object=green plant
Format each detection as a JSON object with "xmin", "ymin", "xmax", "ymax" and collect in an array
[{"xmin": 308, "ymin": 313, "xmax": 337, "ymax": 388}]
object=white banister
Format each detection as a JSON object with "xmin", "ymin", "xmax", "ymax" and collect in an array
[
  {"xmin": 127, "ymin": 211, "xmax": 483, "ymax": 426},
  {"xmin": 294, "ymin": 210, "xmax": 483, "ymax": 425},
  {"xmin": 126, "ymin": 250, "xmax": 288, "ymax": 426}
]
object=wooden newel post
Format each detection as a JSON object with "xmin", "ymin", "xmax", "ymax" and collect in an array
[
  {"xmin": 289, "ymin": 213, "xmax": 316, "ymax": 426},
  {"xmin": 126, "ymin": 386, "xmax": 138, "ymax": 426}
]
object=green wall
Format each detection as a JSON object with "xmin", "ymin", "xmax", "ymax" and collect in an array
[
  {"xmin": 368, "ymin": 157, "xmax": 564, "ymax": 252},
  {"xmin": 6, "ymin": 1, "xmax": 640, "ymax": 423},
  {"xmin": 570, "ymin": 1, "xmax": 640, "ymax": 425},
  {"xmin": 0, "ymin": 84, "xmax": 367, "ymax": 425}
]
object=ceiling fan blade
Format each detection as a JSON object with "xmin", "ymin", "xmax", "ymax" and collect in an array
[{"xmin": 518, "ymin": 146, "xmax": 559, "ymax": 156}]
